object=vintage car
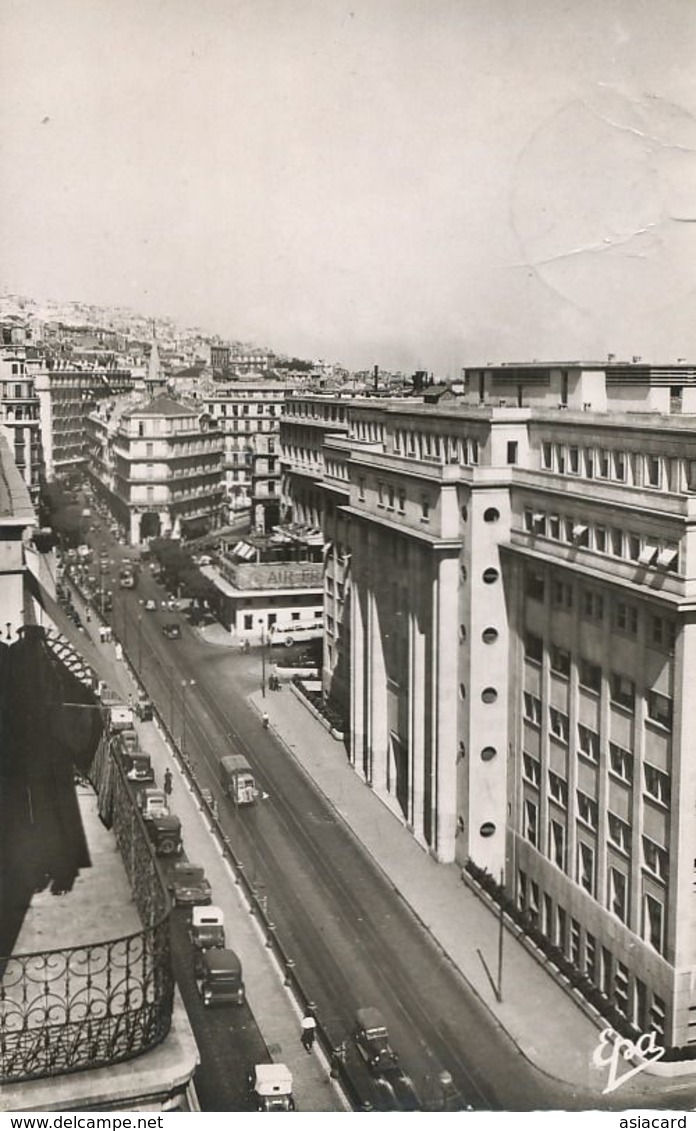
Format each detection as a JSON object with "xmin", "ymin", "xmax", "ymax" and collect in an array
[
  {"xmin": 167, "ymin": 862, "xmax": 212, "ymax": 907},
  {"xmin": 354, "ymin": 1007, "xmax": 399, "ymax": 1075},
  {"xmin": 193, "ymin": 947, "xmax": 244, "ymax": 1007},
  {"xmin": 249, "ymin": 1065, "xmax": 295, "ymax": 1112}
]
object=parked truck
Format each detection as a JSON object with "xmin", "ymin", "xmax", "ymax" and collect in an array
[
  {"xmin": 220, "ymin": 755, "xmax": 258, "ymax": 805},
  {"xmin": 101, "ymin": 694, "xmax": 135, "ymax": 733}
]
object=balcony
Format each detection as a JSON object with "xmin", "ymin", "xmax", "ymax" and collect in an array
[{"xmin": 1, "ymin": 736, "xmax": 176, "ymax": 1087}]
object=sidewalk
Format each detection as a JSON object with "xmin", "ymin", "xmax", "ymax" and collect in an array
[
  {"xmin": 69, "ymin": 591, "xmax": 343, "ymax": 1113},
  {"xmin": 248, "ymin": 684, "xmax": 696, "ymax": 1105}
]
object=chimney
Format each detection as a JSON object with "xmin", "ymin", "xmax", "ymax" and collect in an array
[{"xmin": 373, "ymin": 364, "xmax": 379, "ymax": 392}]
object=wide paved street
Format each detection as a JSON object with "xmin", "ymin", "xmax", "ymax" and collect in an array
[{"xmin": 109, "ymin": 566, "xmax": 577, "ymax": 1111}]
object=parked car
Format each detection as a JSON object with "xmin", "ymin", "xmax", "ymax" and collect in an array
[
  {"xmin": 137, "ymin": 787, "xmax": 169, "ymax": 821},
  {"xmin": 135, "ymin": 696, "xmax": 154, "ymax": 721},
  {"xmin": 190, "ymin": 905, "xmax": 225, "ymax": 949},
  {"xmin": 354, "ymin": 1007, "xmax": 399, "ymax": 1075},
  {"xmin": 162, "ymin": 622, "xmax": 181, "ymax": 639},
  {"xmin": 249, "ymin": 1065, "xmax": 295, "ymax": 1112},
  {"xmin": 167, "ymin": 862, "xmax": 212, "ymax": 906},
  {"xmin": 123, "ymin": 752, "xmax": 155, "ymax": 784},
  {"xmin": 147, "ymin": 814, "xmax": 183, "ymax": 857},
  {"xmin": 194, "ymin": 947, "xmax": 244, "ymax": 1007},
  {"xmin": 144, "ymin": 598, "xmax": 157, "ymax": 611}
]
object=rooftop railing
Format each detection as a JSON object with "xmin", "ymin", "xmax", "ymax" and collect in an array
[{"xmin": 0, "ymin": 740, "xmax": 173, "ymax": 1084}]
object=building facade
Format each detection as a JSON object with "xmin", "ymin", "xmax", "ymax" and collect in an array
[
  {"xmin": 0, "ymin": 349, "xmax": 42, "ymax": 505},
  {"xmin": 198, "ymin": 380, "xmax": 291, "ymax": 531},
  {"xmin": 35, "ymin": 360, "xmax": 133, "ymax": 482},
  {"xmin": 88, "ymin": 393, "xmax": 224, "ymax": 544},
  {"xmin": 281, "ymin": 364, "xmax": 696, "ymax": 1050}
]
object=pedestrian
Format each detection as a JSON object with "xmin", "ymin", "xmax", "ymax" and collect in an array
[
  {"xmin": 115, "ymin": 642, "xmax": 123, "ymax": 661},
  {"xmin": 261, "ymin": 711, "xmax": 269, "ymax": 729},
  {"xmin": 99, "ymin": 625, "xmax": 106, "ymax": 644},
  {"xmin": 300, "ymin": 1012, "xmax": 316, "ymax": 1053},
  {"xmin": 163, "ymin": 768, "xmax": 173, "ymax": 797}
]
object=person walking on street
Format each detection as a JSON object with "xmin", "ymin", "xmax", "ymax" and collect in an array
[
  {"xmin": 301, "ymin": 1012, "xmax": 316, "ymax": 1053},
  {"xmin": 261, "ymin": 711, "xmax": 269, "ymax": 729},
  {"xmin": 163, "ymin": 768, "xmax": 173, "ymax": 797}
]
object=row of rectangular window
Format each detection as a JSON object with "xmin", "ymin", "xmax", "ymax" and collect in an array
[
  {"xmin": 392, "ymin": 429, "xmax": 480, "ymax": 465},
  {"xmin": 364, "ymin": 479, "xmax": 431, "ymax": 520},
  {"xmin": 524, "ymin": 756, "xmax": 669, "ymax": 811},
  {"xmin": 523, "ymin": 509, "xmax": 679, "ymax": 572},
  {"xmin": 518, "ymin": 870, "xmax": 667, "ymax": 1021},
  {"xmin": 525, "ymin": 576, "xmax": 678, "ymax": 652},
  {"xmin": 539, "ymin": 441, "xmax": 683, "ymax": 493},
  {"xmin": 523, "ymin": 677, "xmax": 672, "ymax": 731},
  {"xmin": 524, "ymin": 774, "xmax": 669, "ymax": 878},
  {"xmin": 524, "ymin": 815, "xmax": 666, "ymax": 949}
]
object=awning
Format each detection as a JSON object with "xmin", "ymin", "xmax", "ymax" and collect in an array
[
  {"xmin": 657, "ymin": 548, "xmax": 679, "ymax": 569},
  {"xmin": 26, "ymin": 572, "xmax": 115, "ymax": 689},
  {"xmin": 638, "ymin": 546, "xmax": 658, "ymax": 566},
  {"xmin": 572, "ymin": 524, "xmax": 588, "ymax": 539}
]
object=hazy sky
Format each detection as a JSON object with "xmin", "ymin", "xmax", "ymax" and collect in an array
[{"xmin": 1, "ymin": 0, "xmax": 696, "ymax": 372}]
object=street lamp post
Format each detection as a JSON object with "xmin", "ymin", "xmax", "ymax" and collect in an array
[
  {"xmin": 259, "ymin": 619, "xmax": 267, "ymax": 698},
  {"xmin": 137, "ymin": 613, "xmax": 143, "ymax": 672},
  {"xmin": 181, "ymin": 678, "xmax": 196, "ymax": 757}
]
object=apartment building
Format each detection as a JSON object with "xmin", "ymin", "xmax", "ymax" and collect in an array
[
  {"xmin": 88, "ymin": 393, "xmax": 224, "ymax": 544},
  {"xmin": 0, "ymin": 348, "xmax": 42, "ymax": 505},
  {"xmin": 198, "ymin": 379, "xmax": 291, "ymax": 531},
  {"xmin": 35, "ymin": 359, "xmax": 133, "ymax": 482},
  {"xmin": 281, "ymin": 362, "xmax": 696, "ymax": 1050}
]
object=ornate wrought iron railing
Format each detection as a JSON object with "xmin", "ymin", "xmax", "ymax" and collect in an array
[{"xmin": 0, "ymin": 742, "xmax": 173, "ymax": 1084}]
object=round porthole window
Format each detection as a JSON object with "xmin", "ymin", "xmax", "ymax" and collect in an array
[
  {"xmin": 480, "ymin": 821, "xmax": 496, "ymax": 838},
  {"xmin": 483, "ymin": 568, "xmax": 499, "ymax": 584},
  {"xmin": 481, "ymin": 687, "xmax": 498, "ymax": 704},
  {"xmin": 481, "ymin": 627, "xmax": 498, "ymax": 644},
  {"xmin": 481, "ymin": 746, "xmax": 497, "ymax": 761},
  {"xmin": 484, "ymin": 507, "xmax": 500, "ymax": 523},
  {"xmin": 459, "ymin": 624, "xmax": 467, "ymax": 642}
]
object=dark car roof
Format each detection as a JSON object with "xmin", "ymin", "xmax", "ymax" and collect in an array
[
  {"xmin": 201, "ymin": 948, "xmax": 241, "ymax": 976},
  {"xmin": 356, "ymin": 1007, "xmax": 387, "ymax": 1031},
  {"xmin": 173, "ymin": 863, "xmax": 205, "ymax": 879},
  {"xmin": 150, "ymin": 814, "xmax": 181, "ymax": 831}
]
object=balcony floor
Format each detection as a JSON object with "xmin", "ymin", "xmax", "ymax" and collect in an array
[{"xmin": 11, "ymin": 785, "xmax": 140, "ymax": 956}]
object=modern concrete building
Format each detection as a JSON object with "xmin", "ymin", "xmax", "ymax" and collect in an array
[{"xmin": 281, "ymin": 362, "xmax": 696, "ymax": 1050}]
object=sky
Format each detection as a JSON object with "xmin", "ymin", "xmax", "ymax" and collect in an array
[{"xmin": 1, "ymin": 0, "xmax": 696, "ymax": 374}]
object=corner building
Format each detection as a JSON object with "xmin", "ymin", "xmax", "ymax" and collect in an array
[{"xmin": 281, "ymin": 361, "xmax": 696, "ymax": 1050}]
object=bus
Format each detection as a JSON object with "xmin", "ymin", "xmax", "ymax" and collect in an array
[{"xmin": 268, "ymin": 621, "xmax": 323, "ymax": 647}]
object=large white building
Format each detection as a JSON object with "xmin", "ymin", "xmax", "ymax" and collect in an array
[{"xmin": 281, "ymin": 361, "xmax": 696, "ymax": 1051}]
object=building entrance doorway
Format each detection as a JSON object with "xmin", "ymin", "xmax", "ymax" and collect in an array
[{"xmin": 140, "ymin": 512, "xmax": 161, "ymax": 539}]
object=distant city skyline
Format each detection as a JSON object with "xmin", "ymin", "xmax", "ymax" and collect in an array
[{"xmin": 1, "ymin": 0, "xmax": 695, "ymax": 375}]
